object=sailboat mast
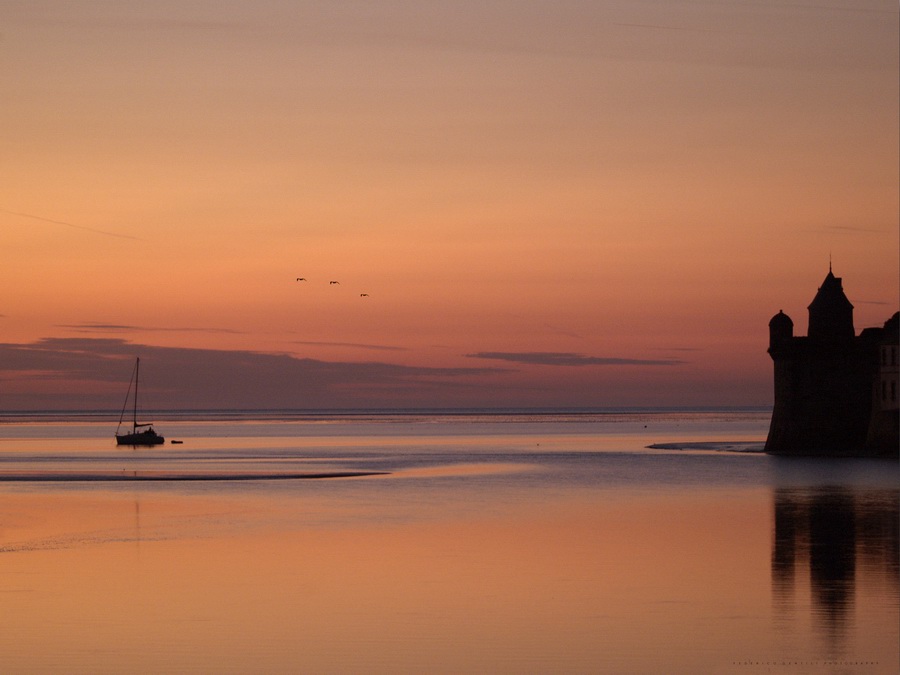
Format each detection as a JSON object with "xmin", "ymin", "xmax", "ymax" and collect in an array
[{"xmin": 133, "ymin": 357, "xmax": 140, "ymax": 433}]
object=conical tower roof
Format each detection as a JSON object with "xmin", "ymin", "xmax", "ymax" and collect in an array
[{"xmin": 807, "ymin": 266, "xmax": 854, "ymax": 339}]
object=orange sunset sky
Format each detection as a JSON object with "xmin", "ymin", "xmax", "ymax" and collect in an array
[{"xmin": 1, "ymin": 1, "xmax": 898, "ymax": 410}]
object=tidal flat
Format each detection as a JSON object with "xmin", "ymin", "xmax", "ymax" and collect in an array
[{"xmin": 0, "ymin": 410, "xmax": 896, "ymax": 674}]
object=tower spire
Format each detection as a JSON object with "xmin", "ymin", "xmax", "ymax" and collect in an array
[{"xmin": 808, "ymin": 262, "xmax": 854, "ymax": 339}]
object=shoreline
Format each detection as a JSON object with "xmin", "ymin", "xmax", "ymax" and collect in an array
[
  {"xmin": 647, "ymin": 441, "xmax": 765, "ymax": 453},
  {"xmin": 0, "ymin": 470, "xmax": 389, "ymax": 482}
]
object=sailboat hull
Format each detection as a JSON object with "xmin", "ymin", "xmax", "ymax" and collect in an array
[{"xmin": 116, "ymin": 430, "xmax": 165, "ymax": 446}]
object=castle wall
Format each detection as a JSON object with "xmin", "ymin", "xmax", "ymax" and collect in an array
[
  {"xmin": 765, "ymin": 338, "xmax": 874, "ymax": 456},
  {"xmin": 865, "ymin": 333, "xmax": 900, "ymax": 455}
]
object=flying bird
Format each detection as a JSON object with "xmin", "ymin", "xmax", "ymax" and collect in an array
[
  {"xmin": 329, "ymin": 281, "xmax": 340, "ymax": 285},
  {"xmin": 360, "ymin": 293, "xmax": 369, "ymax": 297},
  {"xmin": 296, "ymin": 277, "xmax": 306, "ymax": 281}
]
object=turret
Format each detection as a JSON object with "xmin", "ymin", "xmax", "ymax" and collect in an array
[
  {"xmin": 807, "ymin": 267, "xmax": 854, "ymax": 341},
  {"xmin": 768, "ymin": 310, "xmax": 794, "ymax": 354}
]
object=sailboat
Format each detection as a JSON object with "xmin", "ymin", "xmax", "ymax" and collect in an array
[{"xmin": 115, "ymin": 357, "xmax": 165, "ymax": 446}]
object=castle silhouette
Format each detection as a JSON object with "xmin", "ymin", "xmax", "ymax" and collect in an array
[{"xmin": 766, "ymin": 266, "xmax": 899, "ymax": 457}]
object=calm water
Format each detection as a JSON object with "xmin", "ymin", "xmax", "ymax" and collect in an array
[{"xmin": 0, "ymin": 410, "xmax": 896, "ymax": 674}]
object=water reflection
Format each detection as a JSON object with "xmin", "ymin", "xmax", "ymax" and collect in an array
[{"xmin": 772, "ymin": 487, "xmax": 899, "ymax": 655}]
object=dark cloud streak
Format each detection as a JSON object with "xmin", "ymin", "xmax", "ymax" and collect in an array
[
  {"xmin": 612, "ymin": 22, "xmax": 729, "ymax": 34},
  {"xmin": 57, "ymin": 323, "xmax": 245, "ymax": 335},
  {"xmin": 293, "ymin": 341, "xmax": 408, "ymax": 352},
  {"xmin": 0, "ymin": 338, "xmax": 505, "ymax": 409},
  {"xmin": 467, "ymin": 352, "xmax": 685, "ymax": 367},
  {"xmin": 1, "ymin": 209, "xmax": 141, "ymax": 241},
  {"xmin": 810, "ymin": 225, "xmax": 887, "ymax": 234}
]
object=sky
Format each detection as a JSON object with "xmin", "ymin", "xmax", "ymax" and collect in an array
[{"xmin": 1, "ymin": 0, "xmax": 898, "ymax": 410}]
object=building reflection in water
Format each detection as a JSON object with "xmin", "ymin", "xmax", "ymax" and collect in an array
[{"xmin": 772, "ymin": 486, "xmax": 899, "ymax": 655}]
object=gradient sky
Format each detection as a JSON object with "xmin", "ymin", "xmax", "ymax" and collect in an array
[{"xmin": 2, "ymin": 0, "xmax": 898, "ymax": 410}]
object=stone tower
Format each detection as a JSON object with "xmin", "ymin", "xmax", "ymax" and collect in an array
[
  {"xmin": 765, "ymin": 267, "xmax": 897, "ymax": 457},
  {"xmin": 807, "ymin": 267, "xmax": 855, "ymax": 341}
]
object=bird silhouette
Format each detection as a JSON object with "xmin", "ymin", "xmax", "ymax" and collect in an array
[
  {"xmin": 296, "ymin": 277, "xmax": 306, "ymax": 281},
  {"xmin": 329, "ymin": 281, "xmax": 340, "ymax": 285},
  {"xmin": 360, "ymin": 293, "xmax": 369, "ymax": 297}
]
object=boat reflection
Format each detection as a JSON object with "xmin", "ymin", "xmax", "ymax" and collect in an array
[{"xmin": 772, "ymin": 486, "xmax": 899, "ymax": 654}]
